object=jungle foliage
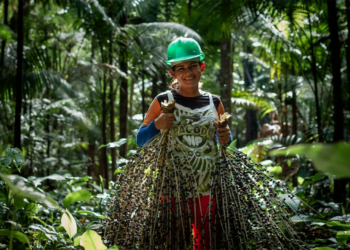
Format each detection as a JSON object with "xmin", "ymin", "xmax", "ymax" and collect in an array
[{"xmin": 0, "ymin": 0, "xmax": 350, "ymax": 249}]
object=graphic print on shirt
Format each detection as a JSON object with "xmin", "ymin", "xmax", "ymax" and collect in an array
[{"xmin": 169, "ymin": 101, "xmax": 219, "ymax": 197}]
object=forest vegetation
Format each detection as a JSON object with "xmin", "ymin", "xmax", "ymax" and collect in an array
[{"xmin": 0, "ymin": 0, "xmax": 350, "ymax": 249}]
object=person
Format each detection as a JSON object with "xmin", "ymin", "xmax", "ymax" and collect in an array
[
  {"xmin": 104, "ymin": 37, "xmax": 307, "ymax": 250},
  {"xmin": 136, "ymin": 37, "xmax": 232, "ymax": 250}
]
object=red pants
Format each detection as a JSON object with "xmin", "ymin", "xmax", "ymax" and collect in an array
[{"xmin": 170, "ymin": 195, "xmax": 216, "ymax": 250}]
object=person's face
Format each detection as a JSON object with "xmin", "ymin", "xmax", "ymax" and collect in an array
[{"xmin": 169, "ymin": 61, "xmax": 203, "ymax": 88}]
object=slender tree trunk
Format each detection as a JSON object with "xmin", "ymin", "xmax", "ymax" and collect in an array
[
  {"xmin": 87, "ymin": 143, "xmax": 96, "ymax": 178},
  {"xmin": 152, "ymin": 74, "xmax": 158, "ymax": 99},
  {"xmin": 119, "ymin": 51, "xmax": 128, "ymax": 158},
  {"xmin": 327, "ymin": 0, "xmax": 347, "ymax": 205},
  {"xmin": 288, "ymin": 10, "xmax": 298, "ymax": 143},
  {"xmin": 188, "ymin": 0, "xmax": 192, "ymax": 18},
  {"xmin": 101, "ymin": 74, "xmax": 109, "ymax": 188},
  {"xmin": 327, "ymin": 0, "xmax": 344, "ymax": 142},
  {"xmin": 291, "ymin": 87, "xmax": 297, "ymax": 138},
  {"xmin": 219, "ymin": 32, "xmax": 233, "ymax": 131},
  {"xmin": 345, "ymin": 0, "xmax": 350, "ymax": 109},
  {"xmin": 129, "ymin": 77, "xmax": 135, "ymax": 118},
  {"xmin": 308, "ymin": 11, "xmax": 323, "ymax": 142},
  {"xmin": 109, "ymin": 36, "xmax": 117, "ymax": 181},
  {"xmin": 160, "ymin": 70, "xmax": 167, "ymax": 92},
  {"xmin": 14, "ymin": 0, "xmax": 24, "ymax": 149},
  {"xmin": 0, "ymin": 0, "xmax": 9, "ymax": 68},
  {"xmin": 242, "ymin": 43, "xmax": 257, "ymax": 142},
  {"xmin": 142, "ymin": 70, "xmax": 146, "ymax": 120}
]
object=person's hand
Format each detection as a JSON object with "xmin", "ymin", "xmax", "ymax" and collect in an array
[
  {"xmin": 214, "ymin": 122, "xmax": 231, "ymax": 145},
  {"xmin": 154, "ymin": 113, "xmax": 175, "ymax": 130}
]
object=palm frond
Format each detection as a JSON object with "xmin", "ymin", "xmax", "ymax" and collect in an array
[{"xmin": 232, "ymin": 89, "xmax": 278, "ymax": 118}]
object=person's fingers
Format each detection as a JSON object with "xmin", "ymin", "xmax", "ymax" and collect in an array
[
  {"xmin": 217, "ymin": 127, "xmax": 229, "ymax": 132},
  {"xmin": 217, "ymin": 131, "xmax": 230, "ymax": 137}
]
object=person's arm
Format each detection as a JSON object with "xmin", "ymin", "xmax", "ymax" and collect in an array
[
  {"xmin": 136, "ymin": 120, "xmax": 160, "ymax": 147},
  {"xmin": 136, "ymin": 99, "xmax": 162, "ymax": 147},
  {"xmin": 216, "ymin": 101, "xmax": 233, "ymax": 146}
]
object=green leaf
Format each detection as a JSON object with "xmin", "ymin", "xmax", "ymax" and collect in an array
[
  {"xmin": 303, "ymin": 173, "xmax": 326, "ymax": 188},
  {"xmin": 63, "ymin": 190, "xmax": 91, "ymax": 208},
  {"xmin": 99, "ymin": 175, "xmax": 104, "ymax": 193},
  {"xmin": 80, "ymin": 230, "xmax": 107, "ymax": 250},
  {"xmin": 312, "ymin": 247, "xmax": 335, "ymax": 250},
  {"xmin": 28, "ymin": 224, "xmax": 59, "ymax": 241},
  {"xmin": 0, "ymin": 156, "xmax": 11, "ymax": 167},
  {"xmin": 74, "ymin": 236, "xmax": 82, "ymax": 247},
  {"xmin": 336, "ymin": 230, "xmax": 350, "ymax": 248},
  {"xmin": 0, "ymin": 229, "xmax": 30, "ymax": 244},
  {"xmin": 37, "ymin": 174, "xmax": 66, "ymax": 183},
  {"xmin": 76, "ymin": 210, "xmax": 108, "ymax": 219},
  {"xmin": 269, "ymin": 143, "xmax": 350, "ymax": 178},
  {"xmin": 98, "ymin": 138, "xmax": 127, "ymax": 149},
  {"xmin": 13, "ymin": 153, "xmax": 25, "ymax": 169},
  {"xmin": 61, "ymin": 210, "xmax": 77, "ymax": 239},
  {"xmin": 0, "ymin": 174, "xmax": 59, "ymax": 209},
  {"xmin": 325, "ymin": 221, "xmax": 350, "ymax": 229},
  {"xmin": 0, "ymin": 24, "xmax": 12, "ymax": 40},
  {"xmin": 279, "ymin": 194, "xmax": 300, "ymax": 211},
  {"xmin": 290, "ymin": 214, "xmax": 311, "ymax": 223}
]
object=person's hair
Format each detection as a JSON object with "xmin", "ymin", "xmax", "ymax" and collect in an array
[{"xmin": 170, "ymin": 62, "xmax": 203, "ymax": 90}]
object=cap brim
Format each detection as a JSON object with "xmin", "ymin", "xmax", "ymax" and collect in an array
[{"xmin": 166, "ymin": 54, "xmax": 205, "ymax": 65}]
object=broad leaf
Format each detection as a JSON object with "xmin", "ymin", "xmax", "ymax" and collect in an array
[
  {"xmin": 76, "ymin": 210, "xmax": 108, "ymax": 219},
  {"xmin": 325, "ymin": 221, "xmax": 350, "ymax": 229},
  {"xmin": 28, "ymin": 224, "xmax": 59, "ymax": 241},
  {"xmin": 279, "ymin": 194, "xmax": 300, "ymax": 211},
  {"xmin": 290, "ymin": 214, "xmax": 311, "ymax": 223},
  {"xmin": 0, "ymin": 174, "xmax": 59, "ymax": 209},
  {"xmin": 98, "ymin": 138, "xmax": 127, "ymax": 149},
  {"xmin": 0, "ymin": 229, "xmax": 30, "ymax": 244},
  {"xmin": 269, "ymin": 143, "xmax": 350, "ymax": 178},
  {"xmin": 80, "ymin": 230, "xmax": 107, "ymax": 250},
  {"xmin": 61, "ymin": 210, "xmax": 77, "ymax": 239},
  {"xmin": 63, "ymin": 190, "xmax": 91, "ymax": 208},
  {"xmin": 336, "ymin": 230, "xmax": 350, "ymax": 248},
  {"xmin": 0, "ymin": 148, "xmax": 24, "ymax": 171},
  {"xmin": 74, "ymin": 236, "xmax": 82, "ymax": 247}
]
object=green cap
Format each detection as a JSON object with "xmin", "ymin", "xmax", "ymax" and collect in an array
[{"xmin": 165, "ymin": 37, "xmax": 205, "ymax": 65}]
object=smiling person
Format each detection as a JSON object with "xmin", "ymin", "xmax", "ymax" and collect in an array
[
  {"xmin": 136, "ymin": 37, "xmax": 232, "ymax": 250},
  {"xmin": 137, "ymin": 37, "xmax": 232, "ymax": 148},
  {"xmin": 105, "ymin": 37, "xmax": 307, "ymax": 250}
]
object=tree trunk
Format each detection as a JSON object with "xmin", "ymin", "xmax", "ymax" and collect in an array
[
  {"xmin": 109, "ymin": 37, "xmax": 117, "ymax": 182},
  {"xmin": 87, "ymin": 143, "xmax": 96, "ymax": 178},
  {"xmin": 152, "ymin": 74, "xmax": 158, "ymax": 99},
  {"xmin": 327, "ymin": 0, "xmax": 344, "ymax": 142},
  {"xmin": 119, "ymin": 51, "xmax": 128, "ymax": 158},
  {"xmin": 308, "ymin": 11, "xmax": 323, "ymax": 142},
  {"xmin": 142, "ymin": 70, "xmax": 146, "ymax": 120},
  {"xmin": 160, "ymin": 70, "xmax": 168, "ymax": 92},
  {"xmin": 219, "ymin": 32, "xmax": 233, "ymax": 131},
  {"xmin": 345, "ymin": 0, "xmax": 350, "ymax": 110},
  {"xmin": 101, "ymin": 74, "xmax": 109, "ymax": 188},
  {"xmin": 327, "ymin": 0, "xmax": 346, "ymax": 205},
  {"xmin": 0, "ymin": 0, "xmax": 9, "ymax": 68},
  {"xmin": 14, "ymin": 0, "xmax": 24, "ymax": 149},
  {"xmin": 129, "ymin": 77, "xmax": 135, "ymax": 118},
  {"xmin": 242, "ymin": 43, "xmax": 257, "ymax": 143}
]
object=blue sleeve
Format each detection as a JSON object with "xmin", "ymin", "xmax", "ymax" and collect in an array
[
  {"xmin": 136, "ymin": 120, "xmax": 160, "ymax": 147},
  {"xmin": 216, "ymin": 126, "xmax": 233, "ymax": 147}
]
